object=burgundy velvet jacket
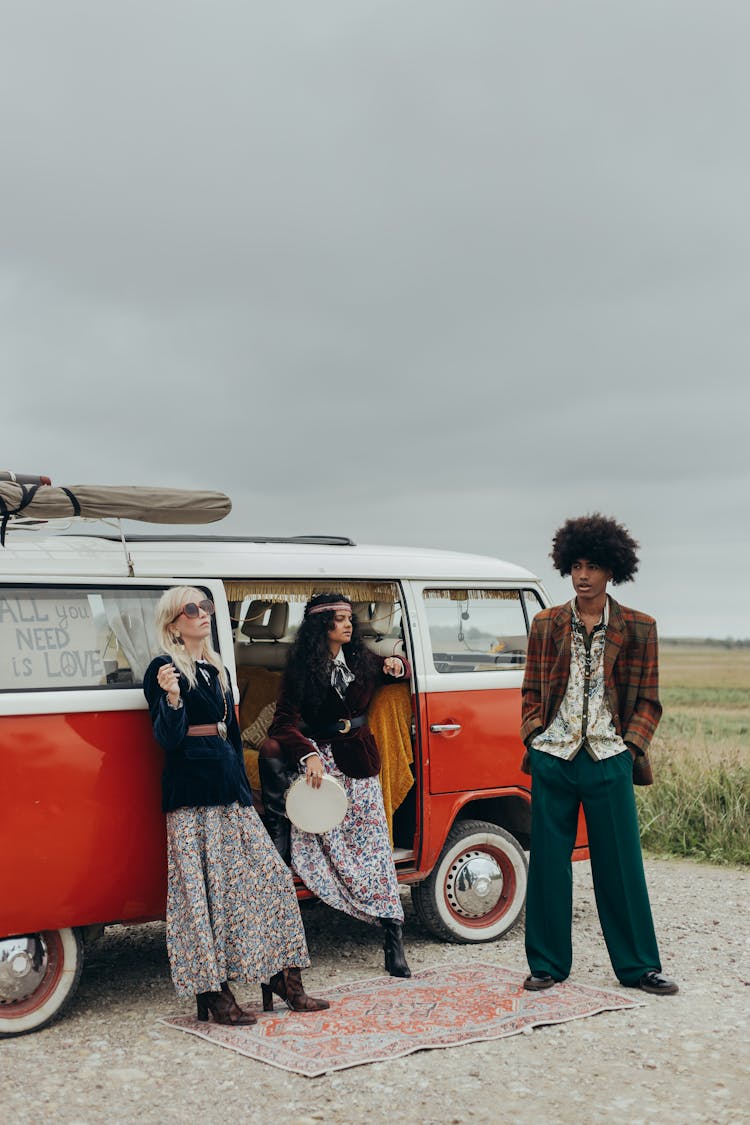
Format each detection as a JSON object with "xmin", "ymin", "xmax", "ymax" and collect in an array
[
  {"xmin": 520, "ymin": 597, "xmax": 662, "ymax": 782},
  {"xmin": 270, "ymin": 655, "xmax": 411, "ymax": 779}
]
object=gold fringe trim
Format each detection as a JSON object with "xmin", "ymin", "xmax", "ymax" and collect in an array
[{"xmin": 223, "ymin": 579, "xmax": 400, "ymax": 604}]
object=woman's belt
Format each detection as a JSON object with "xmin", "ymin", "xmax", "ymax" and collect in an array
[
  {"xmin": 303, "ymin": 715, "xmax": 368, "ymax": 739},
  {"xmin": 187, "ymin": 722, "xmax": 229, "ymax": 739}
]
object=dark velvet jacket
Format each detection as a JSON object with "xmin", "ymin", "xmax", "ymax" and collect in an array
[
  {"xmin": 269, "ymin": 655, "xmax": 411, "ymax": 779},
  {"xmin": 143, "ymin": 655, "xmax": 254, "ymax": 813}
]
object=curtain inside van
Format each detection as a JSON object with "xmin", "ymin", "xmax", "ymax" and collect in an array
[
  {"xmin": 100, "ymin": 596, "xmax": 159, "ymax": 681},
  {"xmin": 223, "ymin": 580, "xmax": 399, "ymax": 603}
]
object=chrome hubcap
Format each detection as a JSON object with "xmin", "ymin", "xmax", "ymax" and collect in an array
[
  {"xmin": 446, "ymin": 850, "xmax": 504, "ymax": 918},
  {"xmin": 0, "ymin": 935, "xmax": 49, "ymax": 1003}
]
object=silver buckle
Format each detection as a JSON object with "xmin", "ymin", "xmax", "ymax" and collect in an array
[{"xmin": 217, "ymin": 721, "xmax": 228, "ymax": 741}]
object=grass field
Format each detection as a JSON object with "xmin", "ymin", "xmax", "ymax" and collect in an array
[{"xmin": 636, "ymin": 643, "xmax": 749, "ymax": 866}]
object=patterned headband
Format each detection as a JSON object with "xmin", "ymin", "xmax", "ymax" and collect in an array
[{"xmin": 306, "ymin": 602, "xmax": 352, "ymax": 616}]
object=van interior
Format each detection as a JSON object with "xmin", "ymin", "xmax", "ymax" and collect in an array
[{"xmin": 227, "ymin": 582, "xmax": 417, "ymax": 865}]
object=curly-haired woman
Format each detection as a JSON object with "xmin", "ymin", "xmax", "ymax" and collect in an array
[
  {"xmin": 268, "ymin": 592, "xmax": 412, "ymax": 978},
  {"xmin": 143, "ymin": 586, "xmax": 329, "ymax": 1024}
]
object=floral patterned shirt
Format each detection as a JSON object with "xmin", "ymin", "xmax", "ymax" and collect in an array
[{"xmin": 531, "ymin": 598, "xmax": 629, "ymax": 762}]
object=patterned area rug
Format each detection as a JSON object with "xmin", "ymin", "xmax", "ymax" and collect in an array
[{"xmin": 163, "ymin": 963, "xmax": 642, "ymax": 1077}]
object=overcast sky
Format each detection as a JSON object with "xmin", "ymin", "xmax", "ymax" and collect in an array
[{"xmin": 2, "ymin": 1, "xmax": 748, "ymax": 637}]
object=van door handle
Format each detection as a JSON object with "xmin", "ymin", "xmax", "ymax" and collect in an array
[{"xmin": 430, "ymin": 723, "xmax": 462, "ymax": 733}]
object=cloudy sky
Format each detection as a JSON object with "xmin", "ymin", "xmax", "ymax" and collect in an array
[{"xmin": 2, "ymin": 2, "xmax": 748, "ymax": 637}]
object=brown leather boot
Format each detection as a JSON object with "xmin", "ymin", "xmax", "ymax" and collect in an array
[
  {"xmin": 261, "ymin": 968, "xmax": 330, "ymax": 1012},
  {"xmin": 220, "ymin": 981, "xmax": 258, "ymax": 1023},
  {"xmin": 196, "ymin": 987, "xmax": 257, "ymax": 1025}
]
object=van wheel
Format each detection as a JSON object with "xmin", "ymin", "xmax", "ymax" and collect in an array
[
  {"xmin": 0, "ymin": 929, "xmax": 84, "ymax": 1037},
  {"xmin": 411, "ymin": 820, "xmax": 528, "ymax": 943}
]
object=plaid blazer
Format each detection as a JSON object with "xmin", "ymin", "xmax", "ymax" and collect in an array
[{"xmin": 520, "ymin": 597, "xmax": 662, "ymax": 761}]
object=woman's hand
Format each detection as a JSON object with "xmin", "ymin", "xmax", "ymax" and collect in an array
[
  {"xmin": 156, "ymin": 662, "xmax": 181, "ymax": 708},
  {"xmin": 383, "ymin": 656, "xmax": 405, "ymax": 678},
  {"xmin": 304, "ymin": 752, "xmax": 325, "ymax": 789}
]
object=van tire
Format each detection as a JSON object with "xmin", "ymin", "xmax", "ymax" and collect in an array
[
  {"xmin": 411, "ymin": 820, "xmax": 528, "ymax": 943},
  {"xmin": 0, "ymin": 928, "xmax": 84, "ymax": 1037}
]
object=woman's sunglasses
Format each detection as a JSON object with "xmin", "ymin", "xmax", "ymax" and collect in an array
[{"xmin": 173, "ymin": 599, "xmax": 215, "ymax": 621}]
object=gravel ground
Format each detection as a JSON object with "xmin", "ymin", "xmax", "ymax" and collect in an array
[{"xmin": 2, "ymin": 856, "xmax": 748, "ymax": 1125}]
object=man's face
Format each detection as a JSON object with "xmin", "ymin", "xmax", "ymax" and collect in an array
[{"xmin": 571, "ymin": 558, "xmax": 612, "ymax": 603}]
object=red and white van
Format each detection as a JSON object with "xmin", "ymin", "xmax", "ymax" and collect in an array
[{"xmin": 0, "ymin": 494, "xmax": 589, "ymax": 1036}]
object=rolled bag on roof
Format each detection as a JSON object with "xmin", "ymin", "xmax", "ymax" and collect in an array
[{"xmin": 0, "ymin": 481, "xmax": 232, "ymax": 540}]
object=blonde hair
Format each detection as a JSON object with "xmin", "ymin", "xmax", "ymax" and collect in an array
[{"xmin": 155, "ymin": 586, "xmax": 228, "ymax": 692}]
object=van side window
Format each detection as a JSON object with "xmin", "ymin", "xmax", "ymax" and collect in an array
[
  {"xmin": 0, "ymin": 587, "xmax": 167, "ymax": 692},
  {"xmin": 423, "ymin": 588, "xmax": 531, "ymax": 674},
  {"xmin": 523, "ymin": 588, "xmax": 545, "ymax": 628}
]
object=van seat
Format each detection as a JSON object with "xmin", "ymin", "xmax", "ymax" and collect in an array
[
  {"xmin": 236, "ymin": 600, "xmax": 291, "ymax": 670},
  {"xmin": 352, "ymin": 601, "xmax": 405, "ymax": 659},
  {"xmin": 237, "ymin": 643, "xmax": 289, "ymax": 670},
  {"xmin": 241, "ymin": 600, "xmax": 289, "ymax": 641},
  {"xmin": 236, "ymin": 665, "xmax": 283, "ymax": 731}
]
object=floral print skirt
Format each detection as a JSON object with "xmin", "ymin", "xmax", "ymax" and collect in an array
[
  {"xmin": 165, "ymin": 801, "xmax": 310, "ymax": 997},
  {"xmin": 291, "ymin": 743, "xmax": 404, "ymax": 925}
]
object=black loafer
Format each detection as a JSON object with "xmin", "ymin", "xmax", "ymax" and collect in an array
[
  {"xmin": 636, "ymin": 971, "xmax": 679, "ymax": 996},
  {"xmin": 523, "ymin": 973, "xmax": 557, "ymax": 991}
]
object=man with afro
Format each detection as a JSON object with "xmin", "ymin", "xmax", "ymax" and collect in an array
[{"xmin": 520, "ymin": 514, "xmax": 678, "ymax": 996}]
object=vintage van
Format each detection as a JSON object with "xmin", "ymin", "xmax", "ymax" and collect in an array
[{"xmin": 0, "ymin": 481, "xmax": 588, "ymax": 1036}]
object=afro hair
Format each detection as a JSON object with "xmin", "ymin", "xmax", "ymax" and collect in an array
[{"xmin": 550, "ymin": 514, "xmax": 640, "ymax": 584}]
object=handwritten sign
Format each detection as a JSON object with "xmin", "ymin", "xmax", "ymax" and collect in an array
[{"xmin": 0, "ymin": 593, "xmax": 106, "ymax": 689}]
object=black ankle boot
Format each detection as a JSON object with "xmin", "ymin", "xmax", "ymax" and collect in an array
[
  {"xmin": 259, "ymin": 754, "xmax": 293, "ymax": 864},
  {"xmin": 380, "ymin": 919, "xmax": 411, "ymax": 978}
]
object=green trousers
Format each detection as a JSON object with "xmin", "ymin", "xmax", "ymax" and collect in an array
[{"xmin": 525, "ymin": 747, "xmax": 661, "ymax": 986}]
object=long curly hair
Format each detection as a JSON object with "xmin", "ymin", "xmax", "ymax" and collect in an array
[
  {"xmin": 550, "ymin": 514, "xmax": 640, "ymax": 584},
  {"xmin": 282, "ymin": 592, "xmax": 380, "ymax": 710}
]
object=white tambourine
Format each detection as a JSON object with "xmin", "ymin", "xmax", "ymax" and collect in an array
[{"xmin": 285, "ymin": 774, "xmax": 348, "ymax": 834}]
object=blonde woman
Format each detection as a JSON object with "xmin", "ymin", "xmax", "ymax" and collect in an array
[{"xmin": 143, "ymin": 586, "xmax": 329, "ymax": 1023}]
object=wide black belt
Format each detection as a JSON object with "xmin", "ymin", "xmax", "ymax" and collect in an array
[{"xmin": 303, "ymin": 714, "xmax": 368, "ymax": 739}]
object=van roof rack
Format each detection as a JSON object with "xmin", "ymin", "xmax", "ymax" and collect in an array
[{"xmin": 70, "ymin": 533, "xmax": 357, "ymax": 547}]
